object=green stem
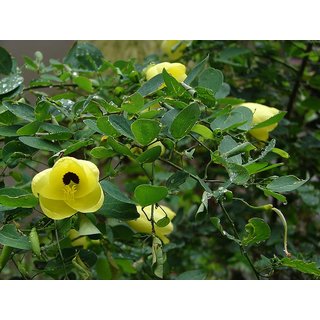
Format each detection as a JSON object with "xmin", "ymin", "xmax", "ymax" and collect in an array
[
  {"xmin": 271, "ymin": 207, "xmax": 290, "ymax": 257},
  {"xmin": 54, "ymin": 221, "xmax": 69, "ymax": 280},
  {"xmin": 150, "ymin": 162, "xmax": 156, "ymax": 235},
  {"xmin": 23, "ymin": 83, "xmax": 78, "ymax": 92},
  {"xmin": 233, "ymin": 198, "xmax": 290, "ymax": 257},
  {"xmin": 219, "ymin": 201, "xmax": 260, "ymax": 280}
]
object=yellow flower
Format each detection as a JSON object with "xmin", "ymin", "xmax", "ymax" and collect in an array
[
  {"xmin": 127, "ymin": 205, "xmax": 176, "ymax": 244},
  {"xmin": 239, "ymin": 102, "xmax": 280, "ymax": 141},
  {"xmin": 32, "ymin": 157, "xmax": 104, "ymax": 220},
  {"xmin": 68, "ymin": 229, "xmax": 100, "ymax": 249},
  {"xmin": 161, "ymin": 40, "xmax": 187, "ymax": 61},
  {"xmin": 145, "ymin": 62, "xmax": 187, "ymax": 83}
]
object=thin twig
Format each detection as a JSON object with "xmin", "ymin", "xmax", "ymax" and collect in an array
[
  {"xmin": 219, "ymin": 201, "xmax": 260, "ymax": 280},
  {"xmin": 54, "ymin": 221, "xmax": 69, "ymax": 280},
  {"xmin": 287, "ymin": 42, "xmax": 313, "ymax": 118},
  {"xmin": 23, "ymin": 83, "xmax": 78, "ymax": 92}
]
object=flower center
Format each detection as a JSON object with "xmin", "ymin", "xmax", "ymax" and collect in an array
[
  {"xmin": 62, "ymin": 172, "xmax": 79, "ymax": 201},
  {"xmin": 63, "ymin": 172, "xmax": 80, "ymax": 185}
]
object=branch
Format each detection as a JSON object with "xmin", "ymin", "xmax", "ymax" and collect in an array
[
  {"xmin": 287, "ymin": 42, "xmax": 313, "ymax": 118},
  {"xmin": 219, "ymin": 201, "xmax": 260, "ymax": 279}
]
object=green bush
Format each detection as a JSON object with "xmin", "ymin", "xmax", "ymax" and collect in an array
[{"xmin": 0, "ymin": 40, "xmax": 319, "ymax": 280}]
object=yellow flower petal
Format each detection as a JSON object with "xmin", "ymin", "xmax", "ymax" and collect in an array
[
  {"xmin": 161, "ymin": 40, "xmax": 187, "ymax": 61},
  {"xmin": 32, "ymin": 156, "xmax": 104, "ymax": 219},
  {"xmin": 65, "ymin": 185, "xmax": 104, "ymax": 213},
  {"xmin": 39, "ymin": 196, "xmax": 78, "ymax": 220},
  {"xmin": 145, "ymin": 62, "xmax": 187, "ymax": 83},
  {"xmin": 127, "ymin": 205, "xmax": 175, "ymax": 243},
  {"xmin": 68, "ymin": 229, "xmax": 91, "ymax": 249},
  {"xmin": 76, "ymin": 159, "xmax": 100, "ymax": 198},
  {"xmin": 167, "ymin": 63, "xmax": 187, "ymax": 82},
  {"xmin": 31, "ymin": 169, "xmax": 63, "ymax": 200},
  {"xmin": 238, "ymin": 102, "xmax": 280, "ymax": 141}
]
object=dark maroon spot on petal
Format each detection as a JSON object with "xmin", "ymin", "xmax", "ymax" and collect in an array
[{"xmin": 63, "ymin": 172, "xmax": 80, "ymax": 185}]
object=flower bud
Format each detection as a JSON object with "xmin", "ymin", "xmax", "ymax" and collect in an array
[
  {"xmin": 161, "ymin": 40, "xmax": 187, "ymax": 61},
  {"xmin": 29, "ymin": 227, "xmax": 41, "ymax": 258},
  {"xmin": 127, "ymin": 205, "xmax": 176, "ymax": 244},
  {"xmin": 238, "ymin": 102, "xmax": 280, "ymax": 141},
  {"xmin": 145, "ymin": 62, "xmax": 187, "ymax": 83}
]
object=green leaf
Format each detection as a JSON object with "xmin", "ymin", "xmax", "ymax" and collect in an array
[
  {"xmin": 262, "ymin": 188, "xmax": 287, "ymax": 203},
  {"xmin": 198, "ymin": 68, "xmax": 224, "ymax": 94},
  {"xmin": 100, "ymin": 180, "xmax": 134, "ymax": 204},
  {"xmin": 0, "ymin": 74, "xmax": 23, "ymax": 96},
  {"xmin": 0, "ymin": 125, "xmax": 21, "ymax": 137},
  {"xmin": 107, "ymin": 137, "xmax": 133, "ymax": 157},
  {"xmin": 2, "ymin": 140, "xmax": 34, "ymax": 167},
  {"xmin": 210, "ymin": 106, "xmax": 253, "ymax": 131},
  {"xmin": 215, "ymin": 83, "xmax": 231, "ymax": 99},
  {"xmin": 41, "ymin": 123, "xmax": 72, "ymax": 140},
  {"xmin": 121, "ymin": 92, "xmax": 144, "ymax": 113},
  {"xmin": 134, "ymin": 184, "xmax": 168, "ymax": 206},
  {"xmin": 0, "ymin": 188, "xmax": 38, "ymax": 208},
  {"xmin": 16, "ymin": 121, "xmax": 41, "ymax": 135},
  {"xmin": 152, "ymin": 236, "xmax": 165, "ymax": 278},
  {"xmin": 23, "ymin": 56, "xmax": 38, "ymax": 71},
  {"xmin": 131, "ymin": 119, "xmax": 161, "ymax": 146},
  {"xmin": 162, "ymin": 69, "xmax": 186, "ymax": 97},
  {"xmin": 191, "ymin": 123, "xmax": 214, "ymax": 140},
  {"xmin": 281, "ymin": 258, "xmax": 320, "ymax": 277},
  {"xmin": 78, "ymin": 215, "xmax": 101, "ymax": 236},
  {"xmin": 195, "ymin": 87, "xmax": 216, "ymax": 108},
  {"xmin": 64, "ymin": 139, "xmax": 94, "ymax": 155},
  {"xmin": 0, "ymin": 224, "xmax": 31, "ymax": 250},
  {"xmin": 166, "ymin": 172, "xmax": 189, "ymax": 190},
  {"xmin": 251, "ymin": 111, "xmax": 286, "ymax": 129},
  {"xmin": 19, "ymin": 136, "xmax": 60, "ymax": 153},
  {"xmin": 218, "ymin": 135, "xmax": 242, "ymax": 164},
  {"xmin": 83, "ymin": 119, "xmax": 104, "ymax": 134},
  {"xmin": 252, "ymin": 162, "xmax": 284, "ymax": 174},
  {"xmin": 227, "ymin": 163, "xmax": 250, "ymax": 185},
  {"xmin": 247, "ymin": 139, "xmax": 276, "ymax": 164},
  {"xmin": 184, "ymin": 55, "xmax": 208, "ymax": 86},
  {"xmin": 136, "ymin": 146, "xmax": 162, "ymax": 163},
  {"xmin": 242, "ymin": 218, "xmax": 271, "ymax": 246},
  {"xmin": 2, "ymin": 101, "xmax": 34, "ymax": 122},
  {"xmin": 138, "ymin": 74, "xmax": 164, "ymax": 97},
  {"xmin": 170, "ymin": 103, "xmax": 201, "ymax": 139},
  {"xmin": 267, "ymin": 175, "xmax": 308, "ymax": 193},
  {"xmin": 217, "ymin": 47, "xmax": 251, "ymax": 61},
  {"xmin": 0, "ymin": 110, "xmax": 17, "ymax": 125},
  {"xmin": 90, "ymin": 146, "xmax": 115, "ymax": 159},
  {"xmin": 95, "ymin": 255, "xmax": 112, "ymax": 280},
  {"xmin": 109, "ymin": 115, "xmax": 134, "ymax": 139},
  {"xmin": 115, "ymin": 258, "xmax": 137, "ymax": 274},
  {"xmin": 64, "ymin": 41, "xmax": 103, "ymax": 71},
  {"xmin": 155, "ymin": 216, "xmax": 170, "ymax": 228},
  {"xmin": 271, "ymin": 148, "xmax": 289, "ymax": 159},
  {"xmin": 98, "ymin": 195, "xmax": 139, "ymax": 220},
  {"xmin": 73, "ymin": 76, "xmax": 93, "ymax": 92},
  {"xmin": 97, "ymin": 116, "xmax": 120, "ymax": 137},
  {"xmin": 245, "ymin": 162, "xmax": 269, "ymax": 175},
  {"xmin": 223, "ymin": 141, "xmax": 256, "ymax": 158},
  {"xmin": 35, "ymin": 100, "xmax": 51, "ymax": 121},
  {"xmin": 0, "ymin": 47, "xmax": 13, "ymax": 75},
  {"xmin": 210, "ymin": 217, "xmax": 241, "ymax": 244},
  {"xmin": 176, "ymin": 270, "xmax": 207, "ymax": 280}
]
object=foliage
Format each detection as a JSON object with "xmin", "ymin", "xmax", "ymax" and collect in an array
[{"xmin": 0, "ymin": 40, "xmax": 319, "ymax": 280}]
